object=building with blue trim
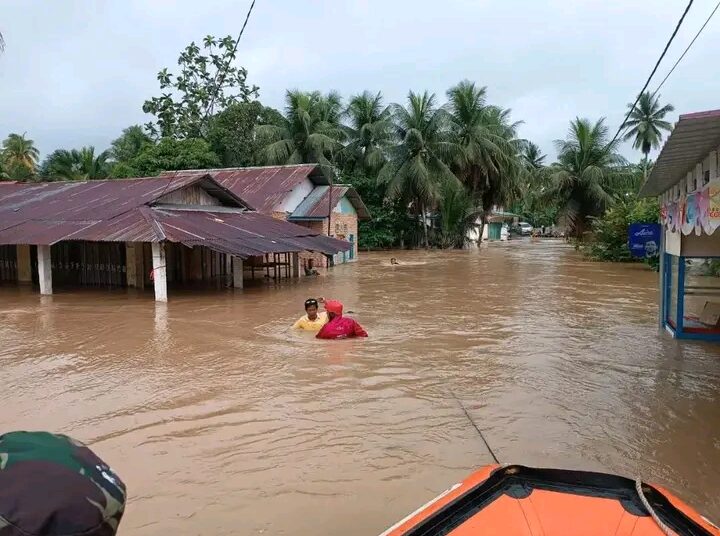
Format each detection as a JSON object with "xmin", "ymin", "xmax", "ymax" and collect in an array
[{"xmin": 640, "ymin": 109, "xmax": 720, "ymax": 341}]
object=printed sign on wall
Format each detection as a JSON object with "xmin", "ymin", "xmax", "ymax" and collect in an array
[{"xmin": 628, "ymin": 223, "xmax": 661, "ymax": 258}]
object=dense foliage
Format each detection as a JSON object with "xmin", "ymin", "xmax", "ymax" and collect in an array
[{"xmin": 579, "ymin": 195, "xmax": 659, "ymax": 263}]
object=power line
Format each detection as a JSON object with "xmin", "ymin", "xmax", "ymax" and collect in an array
[
  {"xmin": 609, "ymin": 0, "xmax": 694, "ymax": 147},
  {"xmin": 651, "ymin": 0, "xmax": 720, "ymax": 98},
  {"xmin": 203, "ymin": 0, "xmax": 258, "ymax": 121}
]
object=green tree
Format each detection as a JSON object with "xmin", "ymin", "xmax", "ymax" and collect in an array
[
  {"xmin": 343, "ymin": 170, "xmax": 415, "ymax": 249},
  {"xmin": 110, "ymin": 125, "xmax": 153, "ymax": 163},
  {"xmin": 342, "ymin": 91, "xmax": 392, "ymax": 174},
  {"xmin": 2, "ymin": 133, "xmax": 39, "ymax": 179},
  {"xmin": 623, "ymin": 92, "xmax": 674, "ymax": 161},
  {"xmin": 547, "ymin": 118, "xmax": 627, "ymax": 237},
  {"xmin": 580, "ymin": 195, "xmax": 659, "ymax": 262},
  {"xmin": 143, "ymin": 35, "xmax": 259, "ymax": 139},
  {"xmin": 256, "ymin": 90, "xmax": 345, "ymax": 167},
  {"xmin": 436, "ymin": 181, "xmax": 480, "ymax": 248},
  {"xmin": 379, "ymin": 91, "xmax": 459, "ymax": 248},
  {"xmin": 41, "ymin": 147, "xmax": 111, "ymax": 181},
  {"xmin": 514, "ymin": 141, "xmax": 557, "ymax": 227},
  {"xmin": 445, "ymin": 81, "xmax": 522, "ymax": 236},
  {"xmin": 129, "ymin": 138, "xmax": 220, "ymax": 176},
  {"xmin": 206, "ymin": 101, "xmax": 282, "ymax": 167}
]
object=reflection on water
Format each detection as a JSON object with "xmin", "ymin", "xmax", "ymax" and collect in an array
[{"xmin": 0, "ymin": 241, "xmax": 718, "ymax": 535}]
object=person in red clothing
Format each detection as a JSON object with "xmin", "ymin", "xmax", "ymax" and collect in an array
[{"xmin": 316, "ymin": 300, "xmax": 368, "ymax": 339}]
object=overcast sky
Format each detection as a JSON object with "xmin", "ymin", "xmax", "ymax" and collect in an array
[{"xmin": 1, "ymin": 0, "xmax": 719, "ymax": 162}]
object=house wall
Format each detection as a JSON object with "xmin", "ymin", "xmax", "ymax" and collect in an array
[
  {"xmin": 274, "ymin": 178, "xmax": 314, "ymax": 213},
  {"xmin": 157, "ymin": 185, "xmax": 222, "ymax": 206}
]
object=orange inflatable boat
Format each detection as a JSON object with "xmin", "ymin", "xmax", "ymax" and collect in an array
[{"xmin": 382, "ymin": 465, "xmax": 719, "ymax": 535}]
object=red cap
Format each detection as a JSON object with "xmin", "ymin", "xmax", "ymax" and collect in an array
[{"xmin": 324, "ymin": 300, "xmax": 343, "ymax": 316}]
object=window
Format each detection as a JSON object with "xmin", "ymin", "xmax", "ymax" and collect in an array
[{"xmin": 705, "ymin": 169, "xmax": 711, "ymax": 185}]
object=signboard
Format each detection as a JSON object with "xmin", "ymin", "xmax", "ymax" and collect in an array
[{"xmin": 628, "ymin": 223, "xmax": 661, "ymax": 258}]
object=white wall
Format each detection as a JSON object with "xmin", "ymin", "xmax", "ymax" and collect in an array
[{"xmin": 274, "ymin": 178, "xmax": 314, "ymax": 213}]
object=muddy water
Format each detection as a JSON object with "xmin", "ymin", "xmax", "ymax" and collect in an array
[{"xmin": 0, "ymin": 241, "xmax": 719, "ymax": 534}]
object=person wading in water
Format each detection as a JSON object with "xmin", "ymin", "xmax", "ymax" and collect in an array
[
  {"xmin": 292, "ymin": 298, "xmax": 328, "ymax": 331},
  {"xmin": 316, "ymin": 300, "xmax": 368, "ymax": 339}
]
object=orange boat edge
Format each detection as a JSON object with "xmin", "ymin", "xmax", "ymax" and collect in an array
[{"xmin": 381, "ymin": 465, "xmax": 720, "ymax": 536}]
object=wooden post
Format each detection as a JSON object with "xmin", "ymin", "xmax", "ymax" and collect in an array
[
  {"xmin": 202, "ymin": 247, "xmax": 211, "ymax": 281},
  {"xmin": 151, "ymin": 242, "xmax": 168, "ymax": 302},
  {"xmin": 37, "ymin": 245, "xmax": 52, "ymax": 295},
  {"xmin": 126, "ymin": 242, "xmax": 137, "ymax": 287},
  {"xmin": 232, "ymin": 257, "xmax": 243, "ymax": 289},
  {"xmin": 190, "ymin": 247, "xmax": 202, "ymax": 281},
  {"xmin": 16, "ymin": 245, "xmax": 31, "ymax": 283},
  {"xmin": 292, "ymin": 252, "xmax": 300, "ymax": 278},
  {"xmin": 136, "ymin": 243, "xmax": 146, "ymax": 289}
]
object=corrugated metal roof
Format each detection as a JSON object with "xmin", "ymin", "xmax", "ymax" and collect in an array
[
  {"xmin": 162, "ymin": 164, "xmax": 327, "ymax": 213},
  {"xmin": 641, "ymin": 109, "xmax": 720, "ymax": 197},
  {"xmin": 0, "ymin": 176, "xmax": 350, "ymax": 258},
  {"xmin": 288, "ymin": 184, "xmax": 371, "ymax": 221}
]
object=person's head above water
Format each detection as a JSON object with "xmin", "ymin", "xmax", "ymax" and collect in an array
[
  {"xmin": 304, "ymin": 298, "xmax": 320, "ymax": 320},
  {"xmin": 324, "ymin": 300, "xmax": 343, "ymax": 320}
]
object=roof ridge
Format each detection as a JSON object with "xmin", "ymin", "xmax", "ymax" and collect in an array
[{"xmin": 167, "ymin": 163, "xmax": 320, "ymax": 173}]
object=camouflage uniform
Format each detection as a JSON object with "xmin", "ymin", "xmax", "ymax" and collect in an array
[{"xmin": 0, "ymin": 431, "xmax": 126, "ymax": 536}]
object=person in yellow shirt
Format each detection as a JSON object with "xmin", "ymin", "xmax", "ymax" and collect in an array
[{"xmin": 292, "ymin": 298, "xmax": 329, "ymax": 331}]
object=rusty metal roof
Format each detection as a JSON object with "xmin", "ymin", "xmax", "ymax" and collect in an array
[
  {"xmin": 162, "ymin": 164, "xmax": 328, "ymax": 213},
  {"xmin": 641, "ymin": 109, "xmax": 720, "ymax": 197},
  {"xmin": 287, "ymin": 184, "xmax": 371, "ymax": 221},
  {"xmin": 0, "ymin": 176, "xmax": 350, "ymax": 258}
]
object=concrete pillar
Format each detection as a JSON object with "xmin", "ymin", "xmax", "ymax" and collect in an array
[
  {"xmin": 125, "ymin": 242, "xmax": 138, "ymax": 287},
  {"xmin": 37, "ymin": 245, "xmax": 52, "ymax": 295},
  {"xmin": 232, "ymin": 257, "xmax": 243, "ymax": 289},
  {"xmin": 16, "ymin": 245, "xmax": 31, "ymax": 283},
  {"xmin": 292, "ymin": 252, "xmax": 300, "ymax": 278},
  {"xmin": 151, "ymin": 242, "xmax": 167, "ymax": 303}
]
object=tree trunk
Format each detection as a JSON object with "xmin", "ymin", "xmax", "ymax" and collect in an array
[
  {"xmin": 478, "ymin": 211, "xmax": 488, "ymax": 245},
  {"xmin": 421, "ymin": 202, "xmax": 430, "ymax": 249}
]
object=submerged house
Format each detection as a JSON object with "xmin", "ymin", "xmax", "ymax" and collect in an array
[
  {"xmin": 466, "ymin": 209, "xmax": 518, "ymax": 245},
  {"xmin": 641, "ymin": 109, "xmax": 720, "ymax": 341},
  {"xmin": 162, "ymin": 164, "xmax": 370, "ymax": 268},
  {"xmin": 0, "ymin": 174, "xmax": 350, "ymax": 302}
]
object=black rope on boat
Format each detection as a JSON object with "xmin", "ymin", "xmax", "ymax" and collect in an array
[{"xmin": 451, "ymin": 391, "xmax": 500, "ymax": 465}]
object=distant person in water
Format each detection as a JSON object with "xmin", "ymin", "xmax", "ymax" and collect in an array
[
  {"xmin": 292, "ymin": 298, "xmax": 328, "ymax": 331},
  {"xmin": 390, "ymin": 257, "xmax": 400, "ymax": 265},
  {"xmin": 304, "ymin": 259, "xmax": 320, "ymax": 276},
  {"xmin": 316, "ymin": 300, "xmax": 368, "ymax": 339}
]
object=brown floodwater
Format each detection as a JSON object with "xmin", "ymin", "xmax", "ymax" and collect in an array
[{"xmin": 0, "ymin": 240, "xmax": 719, "ymax": 534}]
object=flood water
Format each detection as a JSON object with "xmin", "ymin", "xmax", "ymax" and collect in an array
[{"xmin": 1, "ymin": 240, "xmax": 719, "ymax": 534}]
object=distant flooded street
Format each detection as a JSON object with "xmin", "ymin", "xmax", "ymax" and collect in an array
[{"xmin": 0, "ymin": 240, "xmax": 718, "ymax": 534}]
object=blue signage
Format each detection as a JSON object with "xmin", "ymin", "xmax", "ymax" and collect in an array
[{"xmin": 628, "ymin": 223, "xmax": 661, "ymax": 258}]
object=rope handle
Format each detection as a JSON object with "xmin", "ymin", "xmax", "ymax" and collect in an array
[{"xmin": 635, "ymin": 478, "xmax": 678, "ymax": 536}]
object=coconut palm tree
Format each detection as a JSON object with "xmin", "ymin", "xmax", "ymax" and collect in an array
[
  {"xmin": 623, "ymin": 92, "xmax": 674, "ymax": 160},
  {"xmin": 378, "ymin": 91, "xmax": 460, "ymax": 248},
  {"xmin": 547, "ymin": 118, "xmax": 627, "ymax": 237},
  {"xmin": 342, "ymin": 91, "xmax": 393, "ymax": 174},
  {"xmin": 445, "ymin": 81, "xmax": 522, "ymax": 237},
  {"xmin": 2, "ymin": 133, "xmax": 40, "ymax": 176},
  {"xmin": 256, "ymin": 90, "xmax": 345, "ymax": 167},
  {"xmin": 521, "ymin": 141, "xmax": 546, "ymax": 170},
  {"xmin": 437, "ymin": 180, "xmax": 481, "ymax": 248},
  {"xmin": 42, "ymin": 147, "xmax": 111, "ymax": 181}
]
